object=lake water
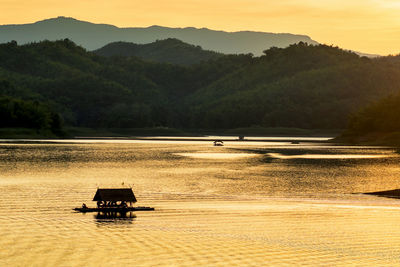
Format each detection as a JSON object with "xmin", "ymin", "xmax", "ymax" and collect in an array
[{"xmin": 1, "ymin": 138, "xmax": 400, "ymax": 266}]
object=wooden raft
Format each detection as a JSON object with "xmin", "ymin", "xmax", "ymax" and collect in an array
[{"xmin": 73, "ymin": 206, "xmax": 154, "ymax": 213}]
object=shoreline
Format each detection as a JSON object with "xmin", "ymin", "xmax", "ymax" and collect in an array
[
  {"xmin": 0, "ymin": 126, "xmax": 341, "ymax": 139},
  {"xmin": 0, "ymin": 136, "xmax": 334, "ymax": 145},
  {"xmin": 333, "ymin": 131, "xmax": 400, "ymax": 147}
]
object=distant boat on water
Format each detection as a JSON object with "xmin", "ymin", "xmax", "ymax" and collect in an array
[{"xmin": 213, "ymin": 140, "xmax": 224, "ymax": 146}]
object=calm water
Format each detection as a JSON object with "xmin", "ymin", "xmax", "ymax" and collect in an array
[{"xmin": 1, "ymin": 138, "xmax": 400, "ymax": 266}]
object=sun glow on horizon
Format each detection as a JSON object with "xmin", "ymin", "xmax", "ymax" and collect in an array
[{"xmin": 1, "ymin": 0, "xmax": 399, "ymax": 55}]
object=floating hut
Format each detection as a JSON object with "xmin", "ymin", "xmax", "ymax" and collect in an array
[
  {"xmin": 94, "ymin": 188, "xmax": 137, "ymax": 208},
  {"xmin": 74, "ymin": 188, "xmax": 154, "ymax": 213}
]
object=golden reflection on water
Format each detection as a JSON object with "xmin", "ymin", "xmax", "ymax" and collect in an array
[
  {"xmin": 1, "ymin": 140, "xmax": 400, "ymax": 266},
  {"xmin": 267, "ymin": 152, "xmax": 394, "ymax": 159},
  {"xmin": 175, "ymin": 152, "xmax": 260, "ymax": 159}
]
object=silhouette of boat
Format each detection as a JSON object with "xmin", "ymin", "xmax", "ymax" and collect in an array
[
  {"xmin": 74, "ymin": 188, "xmax": 154, "ymax": 213},
  {"xmin": 213, "ymin": 140, "xmax": 224, "ymax": 146}
]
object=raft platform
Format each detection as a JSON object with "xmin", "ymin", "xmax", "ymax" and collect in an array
[{"xmin": 74, "ymin": 206, "xmax": 155, "ymax": 213}]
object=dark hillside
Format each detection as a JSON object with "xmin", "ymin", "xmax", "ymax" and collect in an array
[
  {"xmin": 0, "ymin": 40, "xmax": 399, "ymax": 134},
  {"xmin": 0, "ymin": 40, "xmax": 246, "ymax": 128},
  {"xmin": 186, "ymin": 43, "xmax": 400, "ymax": 129},
  {"xmin": 94, "ymin": 39, "xmax": 223, "ymax": 65},
  {"xmin": 0, "ymin": 80, "xmax": 62, "ymax": 135},
  {"xmin": 339, "ymin": 92, "xmax": 400, "ymax": 144}
]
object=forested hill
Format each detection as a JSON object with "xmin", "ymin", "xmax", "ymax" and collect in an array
[
  {"xmin": 0, "ymin": 39, "xmax": 400, "ymax": 135},
  {"xmin": 94, "ymin": 39, "xmax": 223, "ymax": 65},
  {"xmin": 0, "ymin": 39, "xmax": 252, "ymax": 129},
  {"xmin": 345, "ymin": 93, "xmax": 400, "ymax": 136},
  {"xmin": 186, "ymin": 44, "xmax": 400, "ymax": 129},
  {"xmin": 339, "ymin": 56, "xmax": 400, "ymax": 144}
]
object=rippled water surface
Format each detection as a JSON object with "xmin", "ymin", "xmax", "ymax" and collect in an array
[{"xmin": 1, "ymin": 139, "xmax": 400, "ymax": 266}]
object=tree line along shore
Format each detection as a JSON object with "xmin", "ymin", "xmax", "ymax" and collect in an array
[{"xmin": 0, "ymin": 39, "xmax": 399, "ymax": 143}]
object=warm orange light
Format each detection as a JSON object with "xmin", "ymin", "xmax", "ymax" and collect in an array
[{"xmin": 1, "ymin": 0, "xmax": 399, "ymax": 55}]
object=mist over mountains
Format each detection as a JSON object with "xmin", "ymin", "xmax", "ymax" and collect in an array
[{"xmin": 0, "ymin": 16, "xmax": 318, "ymax": 56}]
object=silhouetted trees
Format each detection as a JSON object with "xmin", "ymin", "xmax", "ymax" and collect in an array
[
  {"xmin": 344, "ymin": 94, "xmax": 400, "ymax": 135},
  {"xmin": 94, "ymin": 38, "xmax": 223, "ymax": 66},
  {"xmin": 0, "ymin": 95, "xmax": 62, "ymax": 132}
]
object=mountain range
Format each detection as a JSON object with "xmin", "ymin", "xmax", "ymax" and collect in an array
[{"xmin": 0, "ymin": 16, "xmax": 318, "ymax": 56}]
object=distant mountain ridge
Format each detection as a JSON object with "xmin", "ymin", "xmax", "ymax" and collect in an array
[
  {"xmin": 94, "ymin": 39, "xmax": 223, "ymax": 65},
  {"xmin": 0, "ymin": 16, "xmax": 319, "ymax": 56}
]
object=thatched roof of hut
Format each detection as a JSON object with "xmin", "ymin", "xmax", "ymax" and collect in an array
[{"xmin": 93, "ymin": 188, "xmax": 137, "ymax": 202}]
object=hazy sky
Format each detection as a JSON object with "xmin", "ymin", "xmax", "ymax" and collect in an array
[{"xmin": 1, "ymin": 0, "xmax": 399, "ymax": 55}]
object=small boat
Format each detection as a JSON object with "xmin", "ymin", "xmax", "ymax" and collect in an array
[
  {"xmin": 213, "ymin": 140, "xmax": 224, "ymax": 146},
  {"xmin": 74, "ymin": 188, "xmax": 154, "ymax": 213}
]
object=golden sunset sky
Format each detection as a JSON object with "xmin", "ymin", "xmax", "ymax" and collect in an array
[{"xmin": 1, "ymin": 0, "xmax": 399, "ymax": 55}]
